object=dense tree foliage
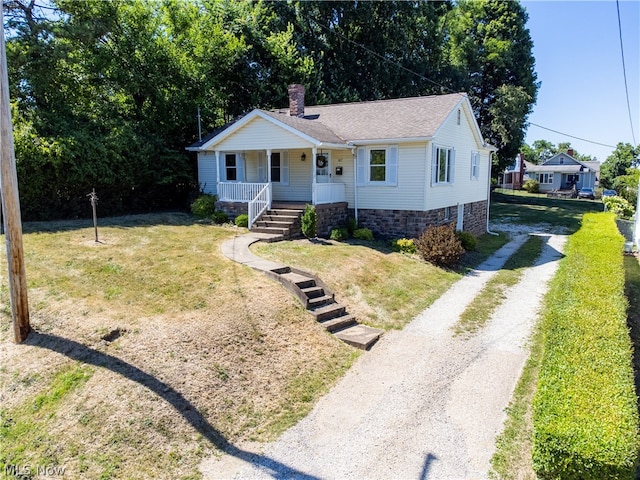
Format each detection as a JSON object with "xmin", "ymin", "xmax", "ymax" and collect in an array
[
  {"xmin": 600, "ymin": 143, "xmax": 639, "ymax": 206},
  {"xmin": 4, "ymin": 0, "xmax": 538, "ymax": 220}
]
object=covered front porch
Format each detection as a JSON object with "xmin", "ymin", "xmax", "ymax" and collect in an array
[{"xmin": 210, "ymin": 147, "xmax": 351, "ymax": 227}]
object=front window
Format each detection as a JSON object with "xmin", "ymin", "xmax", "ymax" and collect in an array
[
  {"xmin": 370, "ymin": 149, "xmax": 386, "ymax": 182},
  {"xmin": 225, "ymin": 154, "xmax": 237, "ymax": 181},
  {"xmin": 271, "ymin": 152, "xmax": 281, "ymax": 182},
  {"xmin": 435, "ymin": 147, "xmax": 453, "ymax": 184},
  {"xmin": 536, "ymin": 173, "xmax": 554, "ymax": 184}
]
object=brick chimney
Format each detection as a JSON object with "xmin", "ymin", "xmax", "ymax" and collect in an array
[
  {"xmin": 288, "ymin": 84, "xmax": 305, "ymax": 117},
  {"xmin": 567, "ymin": 148, "xmax": 574, "ymax": 157}
]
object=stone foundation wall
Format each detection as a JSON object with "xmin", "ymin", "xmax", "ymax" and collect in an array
[
  {"xmin": 215, "ymin": 201, "xmax": 247, "ymax": 220},
  {"xmin": 462, "ymin": 200, "xmax": 488, "ymax": 237},
  {"xmin": 316, "ymin": 202, "xmax": 349, "ymax": 238},
  {"xmin": 354, "ymin": 200, "xmax": 487, "ymax": 239}
]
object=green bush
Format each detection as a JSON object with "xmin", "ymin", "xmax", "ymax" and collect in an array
[
  {"xmin": 330, "ymin": 227, "xmax": 349, "ymax": 241},
  {"xmin": 456, "ymin": 231, "xmax": 477, "ymax": 251},
  {"xmin": 415, "ymin": 223, "xmax": 464, "ymax": 268},
  {"xmin": 301, "ymin": 204, "xmax": 317, "ymax": 238},
  {"xmin": 391, "ymin": 238, "xmax": 417, "ymax": 254},
  {"xmin": 211, "ymin": 211, "xmax": 229, "ymax": 224},
  {"xmin": 353, "ymin": 228, "xmax": 374, "ymax": 241},
  {"xmin": 603, "ymin": 196, "xmax": 635, "ymax": 219},
  {"xmin": 191, "ymin": 194, "xmax": 217, "ymax": 218},
  {"xmin": 532, "ymin": 212, "xmax": 640, "ymax": 479},
  {"xmin": 522, "ymin": 178, "xmax": 540, "ymax": 193},
  {"xmin": 235, "ymin": 214, "xmax": 249, "ymax": 228},
  {"xmin": 346, "ymin": 217, "xmax": 358, "ymax": 236}
]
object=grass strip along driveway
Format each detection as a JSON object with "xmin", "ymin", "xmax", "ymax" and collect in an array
[{"xmin": 453, "ymin": 235, "xmax": 545, "ymax": 337}]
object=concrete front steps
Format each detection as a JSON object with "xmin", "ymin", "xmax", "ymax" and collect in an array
[
  {"xmin": 265, "ymin": 265, "xmax": 383, "ymax": 350},
  {"xmin": 250, "ymin": 203, "xmax": 305, "ymax": 240}
]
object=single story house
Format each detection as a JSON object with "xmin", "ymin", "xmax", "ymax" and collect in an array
[
  {"xmin": 521, "ymin": 150, "xmax": 600, "ymax": 193},
  {"xmin": 187, "ymin": 84, "xmax": 497, "ymax": 238}
]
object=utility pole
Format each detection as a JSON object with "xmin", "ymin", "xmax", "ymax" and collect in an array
[{"xmin": 0, "ymin": 10, "xmax": 30, "ymax": 343}]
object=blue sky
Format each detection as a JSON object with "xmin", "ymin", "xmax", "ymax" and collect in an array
[{"xmin": 521, "ymin": 0, "xmax": 639, "ymax": 162}]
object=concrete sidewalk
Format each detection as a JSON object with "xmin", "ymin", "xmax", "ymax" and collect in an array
[{"xmin": 220, "ymin": 233, "xmax": 287, "ymax": 272}]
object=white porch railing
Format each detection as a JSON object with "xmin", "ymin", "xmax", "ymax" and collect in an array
[
  {"xmin": 218, "ymin": 182, "xmax": 268, "ymax": 202},
  {"xmin": 248, "ymin": 183, "xmax": 272, "ymax": 229},
  {"xmin": 314, "ymin": 183, "xmax": 346, "ymax": 205}
]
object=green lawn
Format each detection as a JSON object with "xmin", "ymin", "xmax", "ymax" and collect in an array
[{"xmin": 491, "ymin": 190, "xmax": 604, "ymax": 233}]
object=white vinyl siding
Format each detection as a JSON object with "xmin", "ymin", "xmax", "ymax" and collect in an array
[
  {"xmin": 426, "ymin": 102, "xmax": 491, "ymax": 211},
  {"xmin": 356, "ymin": 145, "xmax": 398, "ymax": 186},
  {"xmin": 197, "ymin": 152, "xmax": 217, "ymax": 194},
  {"xmin": 354, "ymin": 143, "xmax": 424, "ymax": 210},
  {"xmin": 215, "ymin": 117, "xmax": 313, "ymax": 150}
]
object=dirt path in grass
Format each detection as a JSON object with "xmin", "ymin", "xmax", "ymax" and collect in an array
[{"xmin": 201, "ymin": 228, "xmax": 567, "ymax": 480}]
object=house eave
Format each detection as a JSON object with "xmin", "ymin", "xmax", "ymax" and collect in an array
[{"xmin": 348, "ymin": 136, "xmax": 433, "ymax": 146}]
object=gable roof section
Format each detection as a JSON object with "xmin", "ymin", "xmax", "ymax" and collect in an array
[
  {"xmin": 525, "ymin": 154, "xmax": 601, "ymax": 174},
  {"xmin": 188, "ymin": 92, "xmax": 493, "ymax": 151}
]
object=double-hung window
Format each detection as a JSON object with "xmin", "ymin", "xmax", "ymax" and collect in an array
[
  {"xmin": 219, "ymin": 152, "xmax": 244, "ymax": 182},
  {"xmin": 271, "ymin": 152, "xmax": 281, "ymax": 183},
  {"xmin": 356, "ymin": 146, "xmax": 398, "ymax": 186},
  {"xmin": 432, "ymin": 145, "xmax": 455, "ymax": 185},
  {"xmin": 470, "ymin": 152, "xmax": 480, "ymax": 180},
  {"xmin": 369, "ymin": 149, "xmax": 386, "ymax": 182},
  {"xmin": 225, "ymin": 154, "xmax": 237, "ymax": 181}
]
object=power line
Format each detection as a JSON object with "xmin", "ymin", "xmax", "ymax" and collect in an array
[
  {"xmin": 308, "ymin": 13, "xmax": 622, "ymax": 152},
  {"xmin": 616, "ymin": 0, "xmax": 637, "ymax": 146},
  {"xmin": 308, "ymin": 17, "xmax": 463, "ymax": 99},
  {"xmin": 527, "ymin": 122, "xmax": 616, "ymax": 148}
]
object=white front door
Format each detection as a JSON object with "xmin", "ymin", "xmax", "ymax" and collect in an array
[{"xmin": 315, "ymin": 152, "xmax": 331, "ymax": 183}]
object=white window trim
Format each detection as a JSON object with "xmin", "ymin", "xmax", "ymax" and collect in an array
[
  {"xmin": 221, "ymin": 152, "xmax": 245, "ymax": 182},
  {"xmin": 356, "ymin": 145, "xmax": 398, "ymax": 186},
  {"xmin": 257, "ymin": 151, "xmax": 289, "ymax": 185},
  {"xmin": 470, "ymin": 151, "xmax": 480, "ymax": 180},
  {"xmin": 431, "ymin": 145, "xmax": 456, "ymax": 186},
  {"xmin": 270, "ymin": 151, "xmax": 289, "ymax": 185}
]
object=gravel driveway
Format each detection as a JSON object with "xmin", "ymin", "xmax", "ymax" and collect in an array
[{"xmin": 202, "ymin": 228, "xmax": 567, "ymax": 480}]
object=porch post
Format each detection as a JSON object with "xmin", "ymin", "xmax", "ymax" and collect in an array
[
  {"xmin": 215, "ymin": 150, "xmax": 220, "ymax": 190},
  {"xmin": 266, "ymin": 149, "xmax": 271, "ymax": 183},
  {"xmin": 311, "ymin": 147, "xmax": 317, "ymax": 205}
]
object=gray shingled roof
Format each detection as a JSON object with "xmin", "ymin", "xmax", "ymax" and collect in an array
[
  {"xmin": 189, "ymin": 92, "xmax": 468, "ymax": 149},
  {"xmin": 301, "ymin": 93, "xmax": 465, "ymax": 141},
  {"xmin": 260, "ymin": 110, "xmax": 346, "ymax": 144}
]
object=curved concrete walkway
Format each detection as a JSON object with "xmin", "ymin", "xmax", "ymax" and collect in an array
[
  {"xmin": 221, "ymin": 232, "xmax": 288, "ymax": 273},
  {"xmin": 207, "ymin": 231, "xmax": 566, "ymax": 479}
]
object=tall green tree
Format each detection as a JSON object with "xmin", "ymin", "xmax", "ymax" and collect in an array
[
  {"xmin": 446, "ymin": 0, "xmax": 538, "ymax": 171},
  {"xmin": 600, "ymin": 142, "xmax": 639, "ymax": 188},
  {"xmin": 267, "ymin": 0, "xmax": 454, "ymax": 105}
]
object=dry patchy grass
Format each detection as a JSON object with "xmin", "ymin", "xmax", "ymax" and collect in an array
[
  {"xmin": 1, "ymin": 213, "xmax": 357, "ymax": 479},
  {"xmin": 253, "ymin": 238, "xmax": 462, "ymax": 330}
]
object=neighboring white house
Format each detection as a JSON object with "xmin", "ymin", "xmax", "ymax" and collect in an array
[
  {"xmin": 521, "ymin": 151, "xmax": 600, "ymax": 193},
  {"xmin": 187, "ymin": 85, "xmax": 496, "ymax": 238}
]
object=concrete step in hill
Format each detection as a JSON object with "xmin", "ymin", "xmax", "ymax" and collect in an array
[
  {"xmin": 250, "ymin": 207, "xmax": 304, "ymax": 240},
  {"xmin": 269, "ymin": 266, "xmax": 383, "ymax": 350}
]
